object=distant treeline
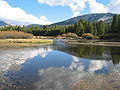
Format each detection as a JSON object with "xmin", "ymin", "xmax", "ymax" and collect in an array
[{"xmin": 0, "ymin": 14, "xmax": 120, "ymax": 38}]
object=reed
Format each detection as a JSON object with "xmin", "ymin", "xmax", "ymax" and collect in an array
[
  {"xmin": 0, "ymin": 39, "xmax": 53, "ymax": 47},
  {"xmin": 0, "ymin": 31, "xmax": 33, "ymax": 39},
  {"xmin": 0, "ymin": 39, "xmax": 53, "ymax": 43}
]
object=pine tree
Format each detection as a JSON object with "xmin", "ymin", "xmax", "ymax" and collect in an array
[
  {"xmin": 89, "ymin": 23, "xmax": 94, "ymax": 34},
  {"xmin": 110, "ymin": 14, "xmax": 120, "ymax": 33},
  {"xmin": 76, "ymin": 22, "xmax": 84, "ymax": 36},
  {"xmin": 97, "ymin": 21, "xmax": 105, "ymax": 35}
]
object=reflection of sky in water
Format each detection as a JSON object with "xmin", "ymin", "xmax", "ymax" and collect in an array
[
  {"xmin": 0, "ymin": 45, "xmax": 120, "ymax": 90},
  {"xmin": 0, "ymin": 47, "xmax": 52, "ymax": 73}
]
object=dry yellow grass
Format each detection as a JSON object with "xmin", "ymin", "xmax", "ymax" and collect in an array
[
  {"xmin": 0, "ymin": 39, "xmax": 53, "ymax": 47},
  {"xmin": 0, "ymin": 31, "xmax": 33, "ymax": 39},
  {"xmin": 0, "ymin": 39, "xmax": 53, "ymax": 43}
]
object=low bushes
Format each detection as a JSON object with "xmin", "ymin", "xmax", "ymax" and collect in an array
[
  {"xmin": 99, "ymin": 33, "xmax": 120, "ymax": 39},
  {"xmin": 82, "ymin": 33, "xmax": 94, "ymax": 39},
  {"xmin": 66, "ymin": 33, "xmax": 78, "ymax": 38},
  {"xmin": 0, "ymin": 31, "xmax": 33, "ymax": 39}
]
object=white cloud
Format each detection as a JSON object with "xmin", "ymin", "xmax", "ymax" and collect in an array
[
  {"xmin": 38, "ymin": 0, "xmax": 108, "ymax": 17},
  {"xmin": 89, "ymin": 0, "xmax": 120, "ymax": 14},
  {"xmin": 0, "ymin": 0, "xmax": 52, "ymax": 25},
  {"xmin": 1, "ymin": 0, "xmax": 120, "ymax": 25},
  {"xmin": 88, "ymin": 0, "xmax": 108, "ymax": 13},
  {"xmin": 38, "ymin": 0, "xmax": 120, "ymax": 18},
  {"xmin": 38, "ymin": 0, "xmax": 89, "ymax": 17},
  {"xmin": 107, "ymin": 0, "xmax": 120, "ymax": 14}
]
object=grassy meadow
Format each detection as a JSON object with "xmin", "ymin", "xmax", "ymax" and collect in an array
[
  {"xmin": 0, "ymin": 39, "xmax": 53, "ymax": 43},
  {"xmin": 0, "ymin": 31, "xmax": 53, "ymax": 47},
  {"xmin": 0, "ymin": 31, "xmax": 33, "ymax": 39}
]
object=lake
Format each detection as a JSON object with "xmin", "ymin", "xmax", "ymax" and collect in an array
[{"xmin": 0, "ymin": 39, "xmax": 120, "ymax": 90}]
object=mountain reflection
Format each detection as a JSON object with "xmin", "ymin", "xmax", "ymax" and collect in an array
[{"xmin": 53, "ymin": 44, "xmax": 120, "ymax": 65}]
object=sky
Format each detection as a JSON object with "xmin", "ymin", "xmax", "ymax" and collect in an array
[{"xmin": 0, "ymin": 0, "xmax": 120, "ymax": 25}]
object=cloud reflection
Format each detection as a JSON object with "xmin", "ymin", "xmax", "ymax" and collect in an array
[
  {"xmin": 35, "ymin": 67, "xmax": 87, "ymax": 90},
  {"xmin": 0, "ymin": 47, "xmax": 52, "ymax": 74},
  {"xmin": 34, "ymin": 54, "xmax": 120, "ymax": 90},
  {"xmin": 34, "ymin": 56, "xmax": 88, "ymax": 90},
  {"xmin": 88, "ymin": 60, "xmax": 107, "ymax": 72}
]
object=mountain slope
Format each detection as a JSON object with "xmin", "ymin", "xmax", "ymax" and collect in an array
[
  {"xmin": 0, "ymin": 21, "xmax": 8, "ymax": 26},
  {"xmin": 26, "ymin": 24, "xmax": 43, "ymax": 28},
  {"xmin": 51, "ymin": 13, "xmax": 114, "ymax": 26}
]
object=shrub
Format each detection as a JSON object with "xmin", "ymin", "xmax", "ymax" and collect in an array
[
  {"xmin": 62, "ymin": 34, "xmax": 66, "ymax": 37},
  {"xmin": 99, "ymin": 33, "xmax": 120, "ymax": 39},
  {"xmin": 82, "ymin": 33, "xmax": 94, "ymax": 39},
  {"xmin": 0, "ymin": 31, "xmax": 33, "ymax": 39},
  {"xmin": 66, "ymin": 33, "xmax": 78, "ymax": 38}
]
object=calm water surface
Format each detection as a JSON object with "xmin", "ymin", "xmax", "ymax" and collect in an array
[{"xmin": 0, "ymin": 40, "xmax": 120, "ymax": 90}]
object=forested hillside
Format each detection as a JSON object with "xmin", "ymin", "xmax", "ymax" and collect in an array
[
  {"xmin": 0, "ymin": 14, "xmax": 120, "ymax": 39},
  {"xmin": 51, "ymin": 13, "xmax": 114, "ymax": 26}
]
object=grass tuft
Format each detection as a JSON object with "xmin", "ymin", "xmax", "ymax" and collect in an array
[{"xmin": 0, "ymin": 31, "xmax": 33, "ymax": 39}]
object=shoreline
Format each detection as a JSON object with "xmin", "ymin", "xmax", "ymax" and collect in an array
[
  {"xmin": 0, "ymin": 39, "xmax": 53, "ymax": 48},
  {"xmin": 64, "ymin": 40, "xmax": 120, "ymax": 47}
]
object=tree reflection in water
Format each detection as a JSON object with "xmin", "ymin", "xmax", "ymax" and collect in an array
[{"xmin": 53, "ymin": 44, "xmax": 120, "ymax": 65}]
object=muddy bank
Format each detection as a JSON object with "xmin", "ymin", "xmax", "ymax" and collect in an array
[{"xmin": 65, "ymin": 40, "xmax": 120, "ymax": 47}]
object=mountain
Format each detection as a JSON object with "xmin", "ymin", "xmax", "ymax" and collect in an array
[
  {"xmin": 51, "ymin": 13, "xmax": 114, "ymax": 26},
  {"xmin": 27, "ymin": 24, "xmax": 43, "ymax": 28},
  {"xmin": 0, "ymin": 21, "xmax": 8, "ymax": 26}
]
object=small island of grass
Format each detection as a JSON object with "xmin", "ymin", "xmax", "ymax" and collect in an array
[
  {"xmin": 0, "ymin": 39, "xmax": 53, "ymax": 47},
  {"xmin": 0, "ymin": 31, "xmax": 53, "ymax": 48}
]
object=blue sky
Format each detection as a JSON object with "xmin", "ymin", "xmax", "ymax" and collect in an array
[
  {"xmin": 5, "ymin": 0, "xmax": 72, "ymax": 22},
  {"xmin": 0, "ymin": 0, "xmax": 120, "ymax": 25}
]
